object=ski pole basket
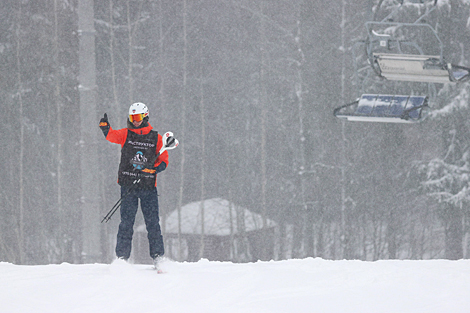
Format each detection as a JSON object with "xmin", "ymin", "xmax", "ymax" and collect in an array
[{"xmin": 333, "ymin": 94, "xmax": 428, "ymax": 123}]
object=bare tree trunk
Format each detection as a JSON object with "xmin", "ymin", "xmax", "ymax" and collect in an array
[
  {"xmin": 53, "ymin": 0, "xmax": 66, "ymax": 261},
  {"xmin": 157, "ymin": 0, "xmax": 169, "ymax": 243},
  {"xmin": 444, "ymin": 203, "xmax": 463, "ymax": 260},
  {"xmin": 294, "ymin": 5, "xmax": 307, "ymax": 260},
  {"xmin": 127, "ymin": 0, "xmax": 134, "ymax": 103},
  {"xmin": 125, "ymin": 0, "xmax": 145, "ymax": 104},
  {"xmin": 236, "ymin": 201, "xmax": 250, "ymax": 262},
  {"xmin": 177, "ymin": 0, "xmax": 188, "ymax": 261},
  {"xmin": 259, "ymin": 0, "xmax": 268, "ymax": 261},
  {"xmin": 339, "ymin": 0, "xmax": 349, "ymax": 259},
  {"xmin": 199, "ymin": 62, "xmax": 206, "ymax": 259},
  {"xmin": 109, "ymin": 0, "xmax": 119, "ymax": 111},
  {"xmin": 228, "ymin": 196, "xmax": 235, "ymax": 260},
  {"xmin": 158, "ymin": 0, "xmax": 165, "ymax": 107},
  {"xmin": 15, "ymin": 2, "xmax": 25, "ymax": 264},
  {"xmin": 78, "ymin": 0, "xmax": 101, "ymax": 263}
]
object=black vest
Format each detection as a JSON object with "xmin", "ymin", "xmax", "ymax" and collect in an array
[{"xmin": 118, "ymin": 130, "xmax": 158, "ymax": 188}]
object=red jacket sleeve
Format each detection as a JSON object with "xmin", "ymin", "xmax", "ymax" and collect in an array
[
  {"xmin": 155, "ymin": 133, "xmax": 169, "ymax": 167},
  {"xmin": 105, "ymin": 127, "xmax": 128, "ymax": 147}
]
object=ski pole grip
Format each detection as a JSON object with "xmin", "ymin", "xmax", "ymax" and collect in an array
[{"xmin": 167, "ymin": 137, "xmax": 175, "ymax": 146}]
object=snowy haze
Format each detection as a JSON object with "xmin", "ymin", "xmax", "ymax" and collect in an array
[
  {"xmin": 2, "ymin": 258, "xmax": 470, "ymax": 313},
  {"xmin": 4, "ymin": 0, "xmax": 470, "ymax": 267}
]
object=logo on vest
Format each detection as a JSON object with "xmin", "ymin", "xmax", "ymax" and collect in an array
[{"xmin": 131, "ymin": 151, "xmax": 147, "ymax": 170}]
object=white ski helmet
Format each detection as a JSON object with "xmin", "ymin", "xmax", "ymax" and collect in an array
[{"xmin": 128, "ymin": 102, "xmax": 149, "ymax": 122}]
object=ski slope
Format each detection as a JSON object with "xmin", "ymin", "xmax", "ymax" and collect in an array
[{"xmin": 1, "ymin": 257, "xmax": 469, "ymax": 313}]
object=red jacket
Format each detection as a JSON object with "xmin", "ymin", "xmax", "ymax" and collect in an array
[{"xmin": 105, "ymin": 123, "xmax": 168, "ymax": 187}]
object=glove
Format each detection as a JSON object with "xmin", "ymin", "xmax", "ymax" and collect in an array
[
  {"xmin": 99, "ymin": 113, "xmax": 110, "ymax": 138},
  {"xmin": 141, "ymin": 162, "xmax": 167, "ymax": 175},
  {"xmin": 141, "ymin": 168, "xmax": 156, "ymax": 174},
  {"xmin": 154, "ymin": 162, "xmax": 167, "ymax": 173}
]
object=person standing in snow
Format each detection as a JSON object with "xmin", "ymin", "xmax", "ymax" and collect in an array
[{"xmin": 99, "ymin": 102, "xmax": 167, "ymax": 265}]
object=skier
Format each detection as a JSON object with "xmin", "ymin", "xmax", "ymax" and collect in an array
[{"xmin": 99, "ymin": 102, "xmax": 167, "ymax": 267}]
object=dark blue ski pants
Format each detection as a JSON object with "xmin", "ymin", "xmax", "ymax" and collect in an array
[{"xmin": 115, "ymin": 186, "xmax": 164, "ymax": 259}]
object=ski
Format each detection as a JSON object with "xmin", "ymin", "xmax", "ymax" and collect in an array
[
  {"xmin": 152, "ymin": 256, "xmax": 166, "ymax": 274},
  {"xmin": 152, "ymin": 264, "xmax": 165, "ymax": 274}
]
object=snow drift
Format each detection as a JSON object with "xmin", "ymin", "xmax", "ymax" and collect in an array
[{"xmin": 1, "ymin": 257, "xmax": 470, "ymax": 313}]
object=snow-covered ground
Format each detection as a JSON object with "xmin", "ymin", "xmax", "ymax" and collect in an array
[{"xmin": 1, "ymin": 257, "xmax": 470, "ymax": 313}]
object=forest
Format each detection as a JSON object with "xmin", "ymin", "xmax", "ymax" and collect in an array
[{"xmin": 1, "ymin": 0, "xmax": 470, "ymax": 264}]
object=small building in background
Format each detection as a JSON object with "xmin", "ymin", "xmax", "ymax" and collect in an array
[{"xmin": 134, "ymin": 198, "xmax": 276, "ymax": 263}]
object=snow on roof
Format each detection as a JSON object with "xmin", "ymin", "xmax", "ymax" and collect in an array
[{"xmin": 163, "ymin": 198, "xmax": 276, "ymax": 236}]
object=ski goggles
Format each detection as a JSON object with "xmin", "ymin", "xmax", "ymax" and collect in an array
[{"xmin": 129, "ymin": 113, "xmax": 145, "ymax": 122}]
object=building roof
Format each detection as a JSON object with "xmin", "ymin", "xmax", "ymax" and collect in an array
[{"xmin": 162, "ymin": 198, "xmax": 276, "ymax": 236}]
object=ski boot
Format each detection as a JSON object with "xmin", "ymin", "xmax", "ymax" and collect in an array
[{"xmin": 152, "ymin": 255, "xmax": 164, "ymax": 273}]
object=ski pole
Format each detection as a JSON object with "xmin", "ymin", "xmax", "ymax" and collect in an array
[{"xmin": 101, "ymin": 179, "xmax": 140, "ymax": 223}]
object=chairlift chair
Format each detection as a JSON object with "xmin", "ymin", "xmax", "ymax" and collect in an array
[
  {"xmin": 372, "ymin": 53, "xmax": 470, "ymax": 83},
  {"xmin": 333, "ymin": 94, "xmax": 428, "ymax": 123},
  {"xmin": 334, "ymin": 1, "xmax": 466, "ymax": 124},
  {"xmin": 365, "ymin": 22, "xmax": 470, "ymax": 84}
]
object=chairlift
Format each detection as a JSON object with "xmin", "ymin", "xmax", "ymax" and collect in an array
[
  {"xmin": 372, "ymin": 53, "xmax": 470, "ymax": 84},
  {"xmin": 334, "ymin": 1, "xmax": 467, "ymax": 123},
  {"xmin": 333, "ymin": 94, "xmax": 428, "ymax": 123},
  {"xmin": 366, "ymin": 21, "xmax": 470, "ymax": 84}
]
